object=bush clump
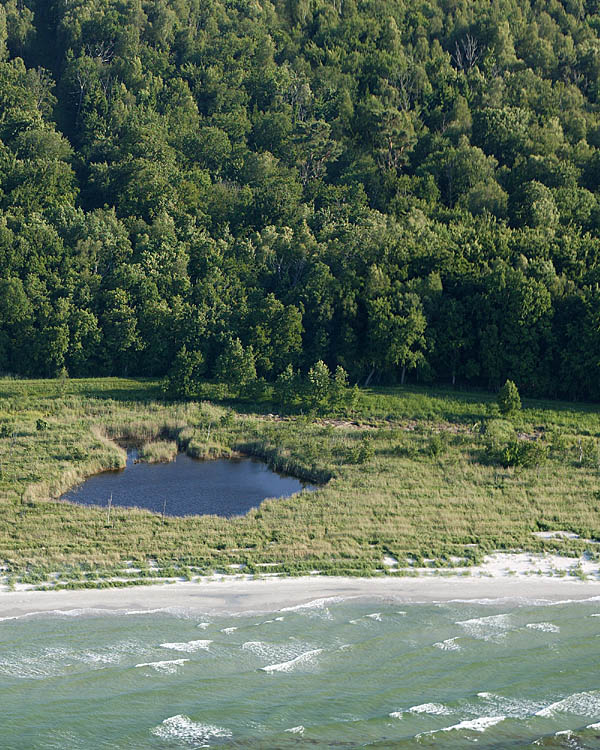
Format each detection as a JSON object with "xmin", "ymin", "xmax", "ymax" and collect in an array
[
  {"xmin": 427, "ymin": 433, "xmax": 448, "ymax": 458},
  {"xmin": 500, "ymin": 439, "xmax": 548, "ymax": 468},
  {"xmin": 350, "ymin": 435, "xmax": 375, "ymax": 464},
  {"xmin": 497, "ymin": 380, "xmax": 521, "ymax": 415}
]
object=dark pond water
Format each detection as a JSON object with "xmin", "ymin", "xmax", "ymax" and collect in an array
[{"xmin": 60, "ymin": 451, "xmax": 315, "ymax": 518}]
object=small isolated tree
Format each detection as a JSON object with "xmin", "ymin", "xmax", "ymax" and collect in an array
[
  {"xmin": 497, "ymin": 379, "xmax": 521, "ymax": 415},
  {"xmin": 304, "ymin": 360, "xmax": 331, "ymax": 412}
]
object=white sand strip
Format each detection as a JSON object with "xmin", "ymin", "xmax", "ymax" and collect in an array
[{"xmin": 1, "ymin": 572, "xmax": 600, "ymax": 619}]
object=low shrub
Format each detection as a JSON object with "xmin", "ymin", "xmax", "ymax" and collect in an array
[
  {"xmin": 427, "ymin": 433, "xmax": 448, "ymax": 458},
  {"xmin": 499, "ymin": 439, "xmax": 549, "ymax": 468}
]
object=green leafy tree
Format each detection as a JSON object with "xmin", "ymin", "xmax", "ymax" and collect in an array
[
  {"xmin": 497, "ymin": 379, "xmax": 521, "ymax": 415},
  {"xmin": 366, "ymin": 291, "xmax": 427, "ymax": 385},
  {"xmin": 214, "ymin": 338, "xmax": 257, "ymax": 396},
  {"xmin": 304, "ymin": 360, "xmax": 331, "ymax": 412},
  {"xmin": 330, "ymin": 365, "xmax": 352, "ymax": 413},
  {"xmin": 163, "ymin": 346, "xmax": 205, "ymax": 399},
  {"xmin": 275, "ymin": 364, "xmax": 300, "ymax": 409},
  {"xmin": 100, "ymin": 289, "xmax": 143, "ymax": 375},
  {"xmin": 0, "ymin": 0, "xmax": 599, "ymax": 405}
]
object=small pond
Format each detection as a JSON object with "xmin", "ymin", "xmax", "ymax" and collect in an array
[{"xmin": 60, "ymin": 450, "xmax": 316, "ymax": 518}]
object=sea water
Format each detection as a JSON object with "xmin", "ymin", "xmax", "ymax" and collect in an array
[{"xmin": 2, "ymin": 597, "xmax": 600, "ymax": 748}]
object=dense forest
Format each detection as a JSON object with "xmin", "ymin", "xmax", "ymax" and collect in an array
[{"xmin": 1, "ymin": 0, "xmax": 600, "ymax": 399}]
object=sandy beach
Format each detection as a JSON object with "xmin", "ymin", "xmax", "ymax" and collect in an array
[{"xmin": 2, "ymin": 564, "xmax": 600, "ymax": 620}]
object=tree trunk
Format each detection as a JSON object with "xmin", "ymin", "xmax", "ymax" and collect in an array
[
  {"xmin": 401, "ymin": 365, "xmax": 406, "ymax": 385},
  {"xmin": 364, "ymin": 367, "xmax": 375, "ymax": 387}
]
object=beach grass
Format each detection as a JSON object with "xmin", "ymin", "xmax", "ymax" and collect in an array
[{"xmin": 1, "ymin": 377, "xmax": 599, "ymax": 586}]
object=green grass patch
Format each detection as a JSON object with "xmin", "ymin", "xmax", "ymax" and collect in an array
[{"xmin": 0, "ymin": 377, "xmax": 599, "ymax": 585}]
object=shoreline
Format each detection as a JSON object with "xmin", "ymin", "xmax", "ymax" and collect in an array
[{"xmin": 2, "ymin": 572, "xmax": 600, "ymax": 620}]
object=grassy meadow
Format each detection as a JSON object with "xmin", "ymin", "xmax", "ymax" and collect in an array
[{"xmin": 0, "ymin": 377, "xmax": 599, "ymax": 588}]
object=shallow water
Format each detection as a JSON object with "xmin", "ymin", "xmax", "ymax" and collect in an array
[
  {"xmin": 60, "ymin": 451, "xmax": 314, "ymax": 517},
  {"xmin": 2, "ymin": 597, "xmax": 600, "ymax": 748}
]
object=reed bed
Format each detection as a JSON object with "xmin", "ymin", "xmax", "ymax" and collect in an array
[{"xmin": 138, "ymin": 441, "xmax": 178, "ymax": 463}]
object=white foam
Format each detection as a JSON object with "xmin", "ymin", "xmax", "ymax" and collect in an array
[
  {"xmin": 477, "ymin": 691, "xmax": 545, "ymax": 718},
  {"xmin": 0, "ymin": 654, "xmax": 64, "ymax": 680},
  {"xmin": 366, "ymin": 612, "xmax": 382, "ymax": 621},
  {"xmin": 526, "ymin": 622, "xmax": 560, "ymax": 633},
  {"xmin": 535, "ymin": 691, "xmax": 600, "ymax": 718},
  {"xmin": 260, "ymin": 649, "xmax": 323, "ymax": 673},
  {"xmin": 455, "ymin": 614, "xmax": 511, "ymax": 640},
  {"xmin": 409, "ymin": 703, "xmax": 451, "ymax": 715},
  {"xmin": 586, "ymin": 722, "xmax": 600, "ymax": 729},
  {"xmin": 79, "ymin": 650, "xmax": 123, "ymax": 665},
  {"xmin": 197, "ymin": 622, "xmax": 210, "ymax": 629},
  {"xmin": 135, "ymin": 659, "xmax": 189, "ymax": 673},
  {"xmin": 160, "ymin": 639, "xmax": 212, "ymax": 653},
  {"xmin": 285, "ymin": 725, "xmax": 305, "ymax": 734},
  {"xmin": 0, "ymin": 639, "xmax": 145, "ymax": 679},
  {"xmin": 242, "ymin": 641, "xmax": 266, "ymax": 653},
  {"xmin": 546, "ymin": 596, "xmax": 600, "ymax": 606},
  {"xmin": 241, "ymin": 640, "xmax": 314, "ymax": 664},
  {"xmin": 390, "ymin": 702, "xmax": 452, "ymax": 718},
  {"xmin": 0, "ymin": 608, "xmax": 109, "ymax": 621},
  {"xmin": 419, "ymin": 716, "xmax": 505, "ymax": 736},
  {"xmin": 0, "ymin": 611, "xmax": 50, "ymax": 622},
  {"xmin": 279, "ymin": 596, "xmax": 347, "ymax": 612},
  {"xmin": 48, "ymin": 608, "xmax": 117, "ymax": 617},
  {"xmin": 433, "ymin": 637, "xmax": 461, "ymax": 651},
  {"xmin": 0, "ymin": 606, "xmax": 193, "ymax": 622},
  {"xmin": 151, "ymin": 715, "xmax": 231, "ymax": 745},
  {"xmin": 221, "ymin": 627, "xmax": 237, "ymax": 634}
]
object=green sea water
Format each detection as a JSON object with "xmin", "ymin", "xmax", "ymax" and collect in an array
[{"xmin": 2, "ymin": 596, "xmax": 600, "ymax": 749}]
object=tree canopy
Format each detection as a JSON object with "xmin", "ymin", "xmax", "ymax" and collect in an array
[{"xmin": 1, "ymin": 0, "xmax": 600, "ymax": 399}]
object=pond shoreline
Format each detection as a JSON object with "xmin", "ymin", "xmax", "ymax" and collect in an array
[{"xmin": 59, "ymin": 451, "xmax": 316, "ymax": 518}]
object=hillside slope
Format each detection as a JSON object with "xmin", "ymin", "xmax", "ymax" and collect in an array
[{"xmin": 1, "ymin": 0, "xmax": 600, "ymax": 398}]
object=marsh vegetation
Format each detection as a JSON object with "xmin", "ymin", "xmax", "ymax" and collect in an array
[{"xmin": 1, "ymin": 377, "xmax": 599, "ymax": 588}]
